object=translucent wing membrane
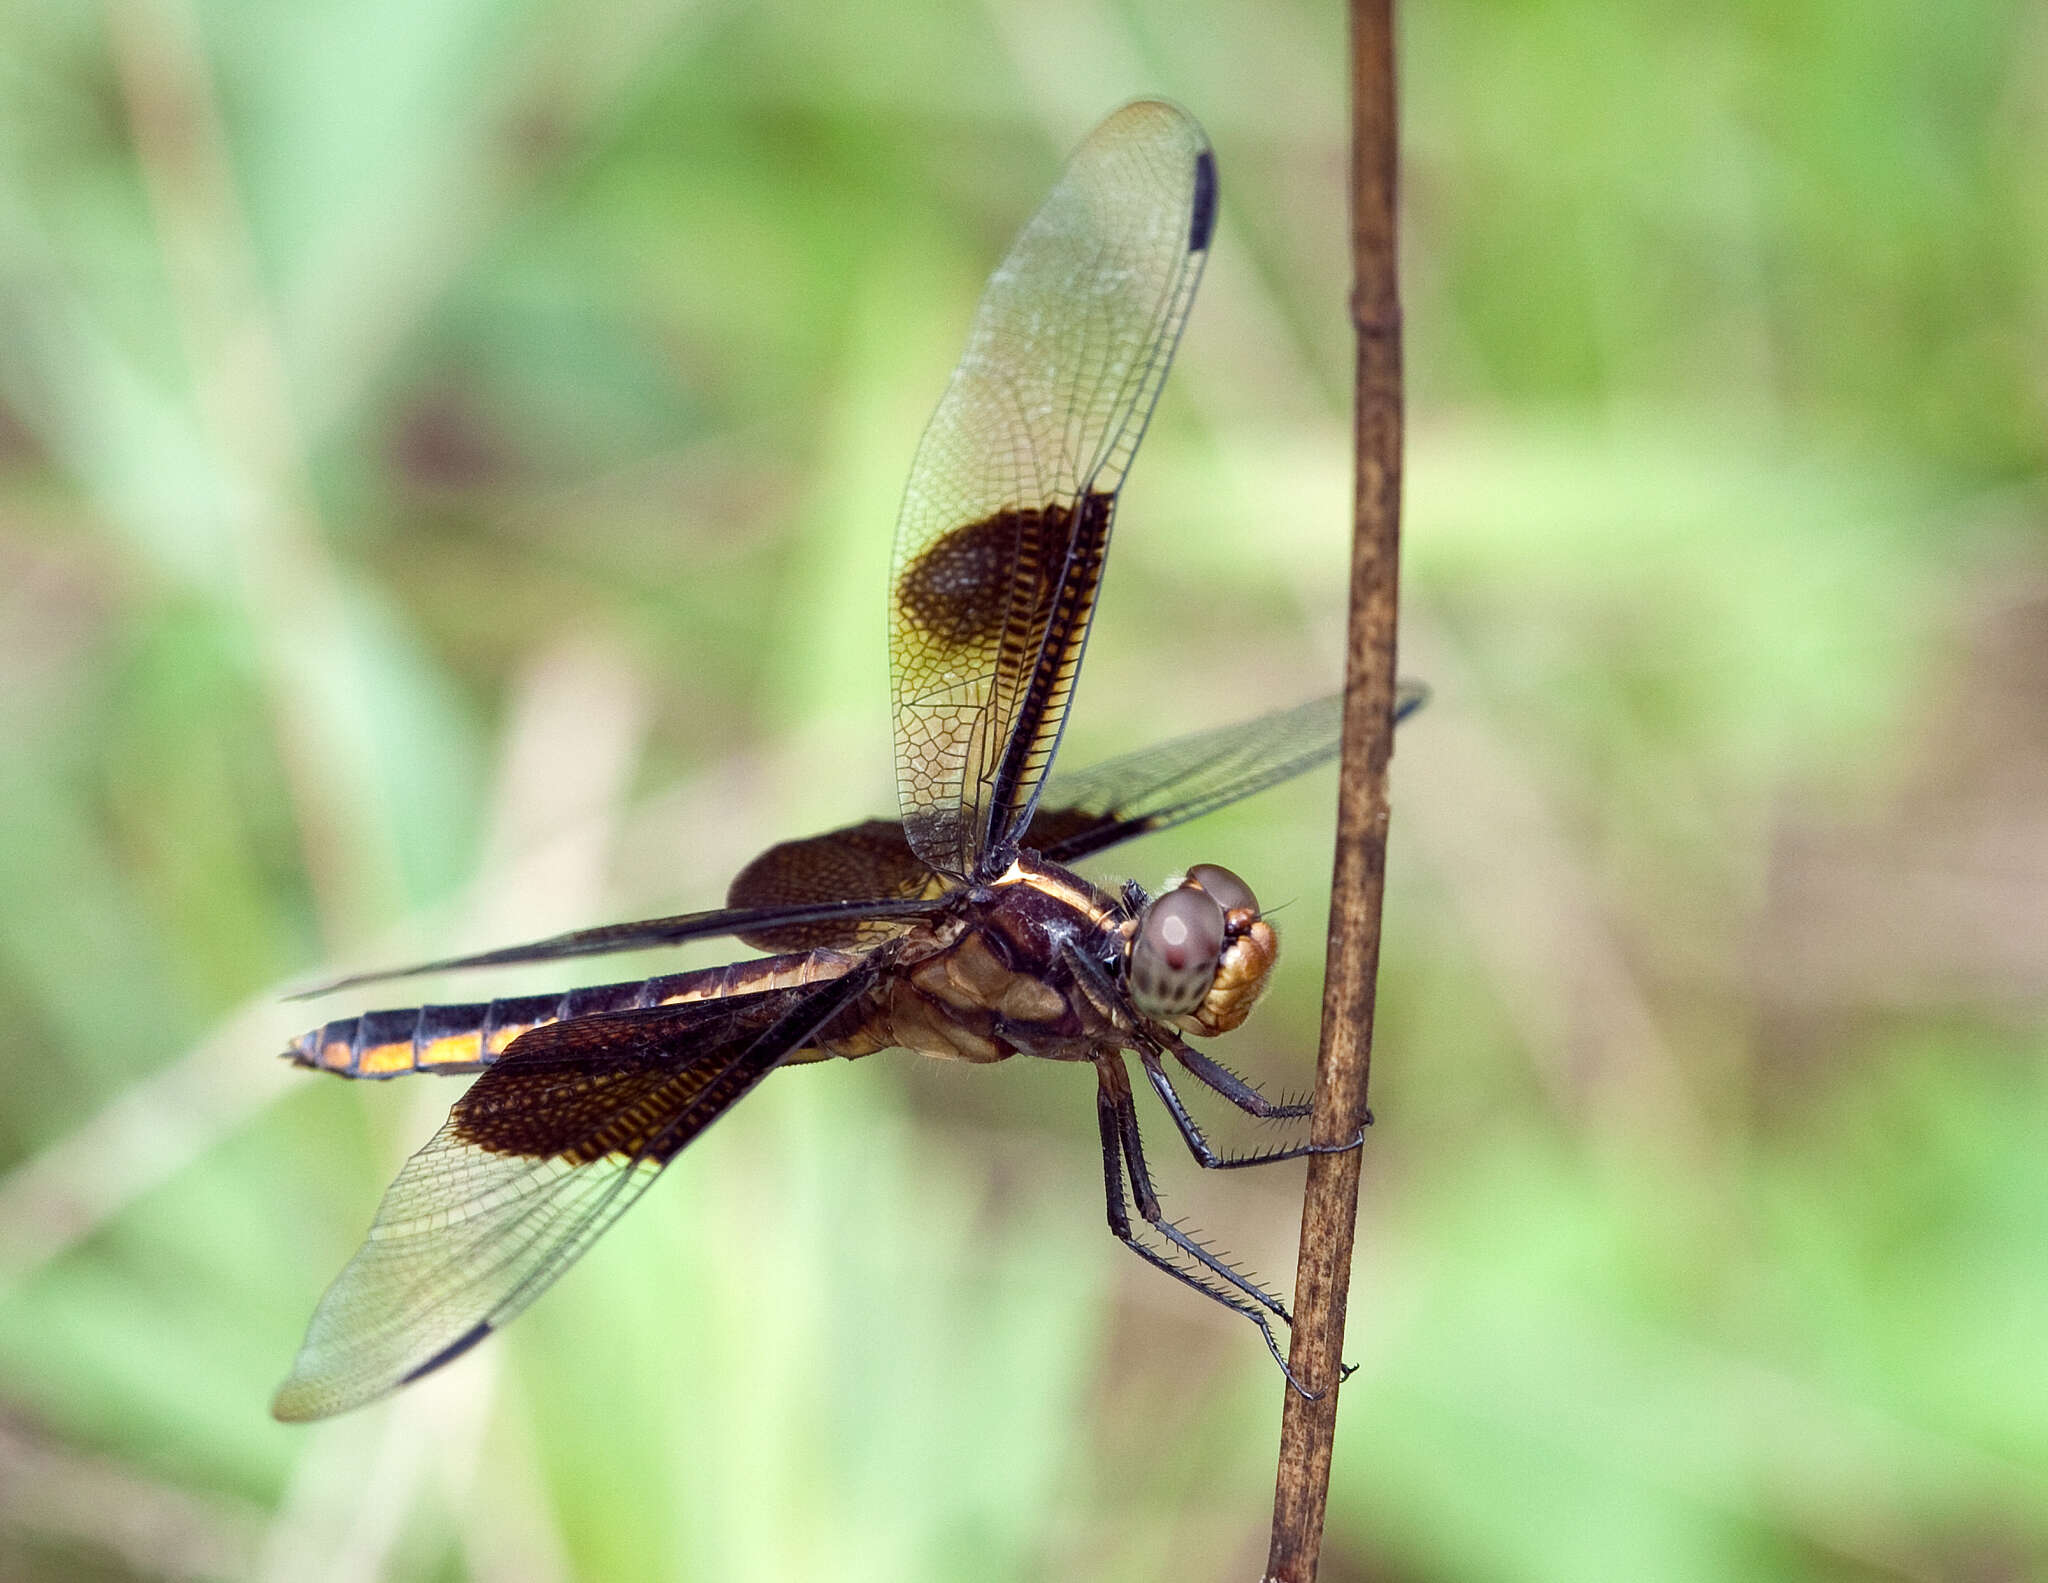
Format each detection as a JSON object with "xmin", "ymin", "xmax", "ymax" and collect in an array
[
  {"xmin": 1025, "ymin": 682, "xmax": 1429, "ymax": 864},
  {"xmin": 891, "ymin": 100, "xmax": 1215, "ymax": 880},
  {"xmin": 292, "ymin": 684, "xmax": 1425, "ymax": 1001},
  {"xmin": 271, "ymin": 963, "xmax": 881, "ymax": 1420}
]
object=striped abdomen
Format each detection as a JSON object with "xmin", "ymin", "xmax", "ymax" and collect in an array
[{"xmin": 287, "ymin": 949, "xmax": 859, "ymax": 1079}]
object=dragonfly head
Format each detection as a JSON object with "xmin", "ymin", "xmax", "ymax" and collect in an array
[{"xmin": 1126, "ymin": 863, "xmax": 1277, "ymax": 1035}]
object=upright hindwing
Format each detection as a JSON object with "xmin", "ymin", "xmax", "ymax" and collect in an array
[{"xmin": 890, "ymin": 99, "xmax": 1216, "ymax": 881}]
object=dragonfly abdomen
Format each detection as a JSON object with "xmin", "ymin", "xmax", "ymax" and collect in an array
[{"xmin": 287, "ymin": 949, "xmax": 857, "ymax": 1079}]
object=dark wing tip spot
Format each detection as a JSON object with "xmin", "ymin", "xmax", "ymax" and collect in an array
[
  {"xmin": 399, "ymin": 1321, "xmax": 494, "ymax": 1386},
  {"xmin": 1393, "ymin": 679, "xmax": 1432, "ymax": 723},
  {"xmin": 1189, "ymin": 149, "xmax": 1218, "ymax": 253}
]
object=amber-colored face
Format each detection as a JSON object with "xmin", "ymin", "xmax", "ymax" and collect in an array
[{"xmin": 1186, "ymin": 914, "xmax": 1279, "ymax": 1038}]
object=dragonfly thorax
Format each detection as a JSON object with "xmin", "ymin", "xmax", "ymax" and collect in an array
[{"xmin": 826, "ymin": 851, "xmax": 1128, "ymax": 1066}]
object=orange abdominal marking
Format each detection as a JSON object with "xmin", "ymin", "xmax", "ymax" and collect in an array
[
  {"xmin": 355, "ymin": 1041, "xmax": 421, "ymax": 1078},
  {"xmin": 415, "ymin": 1029, "xmax": 485, "ymax": 1070}
]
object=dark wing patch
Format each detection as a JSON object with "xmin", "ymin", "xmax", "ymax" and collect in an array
[
  {"xmin": 897, "ymin": 510, "xmax": 1057, "ymax": 648},
  {"xmin": 890, "ymin": 99, "xmax": 1215, "ymax": 880},
  {"xmin": 270, "ymin": 966, "xmax": 880, "ymax": 1421},
  {"xmin": 1189, "ymin": 148, "xmax": 1218, "ymax": 250},
  {"xmin": 725, "ymin": 819, "xmax": 947, "ymax": 950},
  {"xmin": 448, "ymin": 992, "xmax": 858, "ymax": 1164}
]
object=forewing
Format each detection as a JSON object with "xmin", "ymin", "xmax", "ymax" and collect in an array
[
  {"xmin": 891, "ymin": 100, "xmax": 1215, "ymax": 879},
  {"xmin": 1025, "ymin": 684, "xmax": 1429, "ymax": 865},
  {"xmin": 292, "ymin": 895, "xmax": 943, "ymax": 999},
  {"xmin": 271, "ymin": 966, "xmax": 879, "ymax": 1420}
]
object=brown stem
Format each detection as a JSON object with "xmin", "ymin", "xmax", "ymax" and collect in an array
[{"xmin": 1264, "ymin": 2, "xmax": 1404, "ymax": 1579}]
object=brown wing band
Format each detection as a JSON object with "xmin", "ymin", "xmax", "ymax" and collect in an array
[
  {"xmin": 980, "ymin": 490, "xmax": 1115, "ymax": 868},
  {"xmin": 452, "ymin": 956, "xmax": 887, "ymax": 1167}
]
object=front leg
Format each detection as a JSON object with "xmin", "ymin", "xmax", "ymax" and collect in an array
[
  {"xmin": 1136, "ymin": 1039, "xmax": 1365, "ymax": 1171},
  {"xmin": 1169, "ymin": 1038, "xmax": 1313, "ymax": 1120}
]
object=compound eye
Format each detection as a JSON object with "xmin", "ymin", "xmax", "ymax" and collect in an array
[
  {"xmin": 1128, "ymin": 885, "xmax": 1227, "ymax": 1018},
  {"xmin": 1186, "ymin": 863, "xmax": 1258, "ymax": 916}
]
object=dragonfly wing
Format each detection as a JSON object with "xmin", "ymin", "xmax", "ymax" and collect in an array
[
  {"xmin": 891, "ymin": 100, "xmax": 1216, "ymax": 878},
  {"xmin": 1025, "ymin": 683, "xmax": 1428, "ymax": 865},
  {"xmin": 272, "ymin": 963, "xmax": 879, "ymax": 1420},
  {"xmin": 290, "ymin": 896, "xmax": 941, "ymax": 999}
]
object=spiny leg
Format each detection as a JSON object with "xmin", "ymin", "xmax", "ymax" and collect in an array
[
  {"xmin": 1167, "ymin": 1036, "xmax": 1374, "ymax": 1133},
  {"xmin": 1143, "ymin": 1045, "xmax": 1368, "ymax": 1387},
  {"xmin": 1133, "ymin": 1049, "xmax": 1367, "ymax": 1389},
  {"xmin": 1094, "ymin": 1061, "xmax": 1297, "ymax": 1380},
  {"xmin": 1138, "ymin": 1042, "xmax": 1365, "ymax": 1171},
  {"xmin": 1170, "ymin": 1038, "xmax": 1315, "ymax": 1120},
  {"xmin": 1093, "ymin": 1054, "xmax": 1321, "ymax": 1398},
  {"xmin": 1107, "ymin": 1059, "xmax": 1292, "ymax": 1318}
]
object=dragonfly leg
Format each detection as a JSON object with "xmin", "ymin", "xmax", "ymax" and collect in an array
[
  {"xmin": 1093, "ymin": 1054, "xmax": 1323, "ymax": 1399},
  {"xmin": 1167, "ymin": 1038, "xmax": 1315, "ymax": 1120},
  {"xmin": 1137, "ymin": 1043, "xmax": 1364, "ymax": 1170}
]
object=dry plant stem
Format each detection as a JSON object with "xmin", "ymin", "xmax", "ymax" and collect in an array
[{"xmin": 1265, "ymin": 1, "xmax": 1403, "ymax": 1578}]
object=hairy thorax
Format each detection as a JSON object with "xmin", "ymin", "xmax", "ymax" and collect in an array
[{"xmin": 821, "ymin": 855, "xmax": 1125, "ymax": 1064}]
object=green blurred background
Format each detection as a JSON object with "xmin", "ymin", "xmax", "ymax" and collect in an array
[{"xmin": 2, "ymin": 0, "xmax": 2044, "ymax": 1578}]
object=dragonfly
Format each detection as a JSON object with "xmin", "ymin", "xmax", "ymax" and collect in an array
[{"xmin": 273, "ymin": 99, "xmax": 1423, "ymax": 1421}]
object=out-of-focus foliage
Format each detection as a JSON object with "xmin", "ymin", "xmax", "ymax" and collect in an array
[{"xmin": 1, "ymin": 0, "xmax": 2042, "ymax": 1578}]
